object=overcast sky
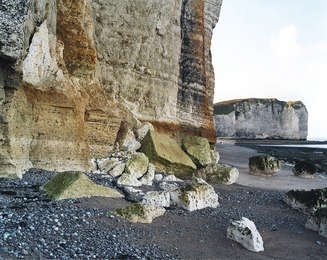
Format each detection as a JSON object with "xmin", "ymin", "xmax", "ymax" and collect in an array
[{"xmin": 212, "ymin": 0, "xmax": 327, "ymax": 139}]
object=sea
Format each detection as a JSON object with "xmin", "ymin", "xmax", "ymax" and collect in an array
[{"xmin": 260, "ymin": 138, "xmax": 327, "ymax": 150}]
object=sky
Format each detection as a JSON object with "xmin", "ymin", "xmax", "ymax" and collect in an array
[{"xmin": 211, "ymin": 0, "xmax": 327, "ymax": 139}]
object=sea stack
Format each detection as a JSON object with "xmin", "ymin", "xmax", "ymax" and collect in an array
[{"xmin": 214, "ymin": 98, "xmax": 308, "ymax": 140}]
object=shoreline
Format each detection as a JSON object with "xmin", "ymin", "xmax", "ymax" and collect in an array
[
  {"xmin": 217, "ymin": 138, "xmax": 327, "ymax": 174},
  {"xmin": 216, "ymin": 142, "xmax": 327, "ymax": 191}
]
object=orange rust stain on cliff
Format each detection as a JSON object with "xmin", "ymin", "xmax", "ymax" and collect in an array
[
  {"xmin": 56, "ymin": 0, "xmax": 97, "ymax": 77},
  {"xmin": 143, "ymin": 120, "xmax": 216, "ymax": 145},
  {"xmin": 197, "ymin": 0, "xmax": 215, "ymax": 140}
]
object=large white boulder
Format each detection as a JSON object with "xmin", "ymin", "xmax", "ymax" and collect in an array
[
  {"xmin": 227, "ymin": 217, "xmax": 264, "ymax": 252},
  {"xmin": 170, "ymin": 177, "xmax": 219, "ymax": 211},
  {"xmin": 141, "ymin": 191, "xmax": 170, "ymax": 208}
]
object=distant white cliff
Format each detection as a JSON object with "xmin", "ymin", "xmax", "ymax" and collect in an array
[{"xmin": 213, "ymin": 98, "xmax": 308, "ymax": 140}]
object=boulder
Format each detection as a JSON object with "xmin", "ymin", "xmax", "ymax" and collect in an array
[
  {"xmin": 140, "ymin": 163, "xmax": 155, "ymax": 186},
  {"xmin": 284, "ymin": 188, "xmax": 327, "ymax": 214},
  {"xmin": 170, "ymin": 177, "xmax": 219, "ymax": 211},
  {"xmin": 249, "ymin": 155, "xmax": 281, "ymax": 176},
  {"xmin": 141, "ymin": 191, "xmax": 170, "ymax": 208},
  {"xmin": 122, "ymin": 187, "xmax": 145, "ymax": 202},
  {"xmin": 292, "ymin": 161, "xmax": 316, "ymax": 178},
  {"xmin": 116, "ymin": 122, "xmax": 141, "ymax": 152},
  {"xmin": 154, "ymin": 174, "xmax": 164, "ymax": 182},
  {"xmin": 136, "ymin": 122, "xmax": 154, "ymax": 141},
  {"xmin": 305, "ymin": 208, "xmax": 327, "ymax": 238},
  {"xmin": 98, "ymin": 158, "xmax": 120, "ymax": 173},
  {"xmin": 182, "ymin": 135, "xmax": 212, "ymax": 167},
  {"xmin": 210, "ymin": 150, "xmax": 220, "ymax": 164},
  {"xmin": 125, "ymin": 153, "xmax": 149, "ymax": 179},
  {"xmin": 195, "ymin": 164, "xmax": 239, "ymax": 185},
  {"xmin": 117, "ymin": 173, "xmax": 142, "ymax": 187},
  {"xmin": 227, "ymin": 217, "xmax": 264, "ymax": 252},
  {"xmin": 159, "ymin": 182, "xmax": 180, "ymax": 192},
  {"xmin": 43, "ymin": 172, "xmax": 123, "ymax": 200},
  {"xmin": 140, "ymin": 130, "xmax": 196, "ymax": 179},
  {"xmin": 108, "ymin": 162, "xmax": 125, "ymax": 178},
  {"xmin": 89, "ymin": 158, "xmax": 99, "ymax": 174},
  {"xmin": 162, "ymin": 175, "xmax": 183, "ymax": 182},
  {"xmin": 113, "ymin": 203, "xmax": 165, "ymax": 224}
]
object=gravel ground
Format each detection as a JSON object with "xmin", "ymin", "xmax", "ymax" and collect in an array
[
  {"xmin": 0, "ymin": 169, "xmax": 177, "ymax": 260},
  {"xmin": 1, "ymin": 168, "xmax": 327, "ymax": 260}
]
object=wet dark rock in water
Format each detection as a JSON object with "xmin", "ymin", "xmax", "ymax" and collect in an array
[
  {"xmin": 284, "ymin": 187, "xmax": 327, "ymax": 214},
  {"xmin": 249, "ymin": 155, "xmax": 282, "ymax": 176},
  {"xmin": 293, "ymin": 161, "xmax": 317, "ymax": 178}
]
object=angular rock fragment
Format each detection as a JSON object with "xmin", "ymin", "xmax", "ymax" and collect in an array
[
  {"xmin": 141, "ymin": 130, "xmax": 196, "ymax": 179},
  {"xmin": 113, "ymin": 203, "xmax": 165, "ymax": 224},
  {"xmin": 141, "ymin": 191, "xmax": 170, "ymax": 208},
  {"xmin": 140, "ymin": 163, "xmax": 155, "ymax": 186},
  {"xmin": 170, "ymin": 177, "xmax": 219, "ymax": 211},
  {"xmin": 162, "ymin": 174, "xmax": 183, "ymax": 182},
  {"xmin": 122, "ymin": 187, "xmax": 145, "ymax": 202},
  {"xmin": 154, "ymin": 174, "xmax": 164, "ymax": 182},
  {"xmin": 227, "ymin": 217, "xmax": 264, "ymax": 252},
  {"xmin": 210, "ymin": 150, "xmax": 220, "ymax": 164},
  {"xmin": 292, "ymin": 161, "xmax": 316, "ymax": 178},
  {"xmin": 182, "ymin": 135, "xmax": 212, "ymax": 167},
  {"xmin": 284, "ymin": 188, "xmax": 327, "ymax": 214},
  {"xmin": 108, "ymin": 162, "xmax": 125, "ymax": 178},
  {"xmin": 90, "ymin": 158, "xmax": 99, "ymax": 173},
  {"xmin": 98, "ymin": 158, "xmax": 120, "ymax": 173},
  {"xmin": 136, "ymin": 122, "xmax": 154, "ymax": 141},
  {"xmin": 249, "ymin": 155, "xmax": 281, "ymax": 176},
  {"xmin": 117, "ymin": 173, "xmax": 142, "ymax": 187},
  {"xmin": 116, "ymin": 122, "xmax": 141, "ymax": 152},
  {"xmin": 125, "ymin": 153, "xmax": 149, "ymax": 179},
  {"xmin": 159, "ymin": 182, "xmax": 180, "ymax": 192},
  {"xmin": 195, "ymin": 163, "xmax": 239, "ymax": 185},
  {"xmin": 43, "ymin": 172, "xmax": 123, "ymax": 200},
  {"xmin": 305, "ymin": 208, "xmax": 327, "ymax": 238}
]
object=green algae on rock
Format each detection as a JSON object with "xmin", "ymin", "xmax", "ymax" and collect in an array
[
  {"xmin": 125, "ymin": 152, "xmax": 149, "ymax": 179},
  {"xmin": 170, "ymin": 177, "xmax": 219, "ymax": 211},
  {"xmin": 43, "ymin": 172, "xmax": 123, "ymax": 200},
  {"xmin": 140, "ymin": 130, "xmax": 196, "ymax": 179},
  {"xmin": 113, "ymin": 203, "xmax": 166, "ymax": 224},
  {"xmin": 182, "ymin": 135, "xmax": 212, "ymax": 167},
  {"xmin": 249, "ymin": 155, "xmax": 281, "ymax": 176},
  {"xmin": 195, "ymin": 163, "xmax": 239, "ymax": 185}
]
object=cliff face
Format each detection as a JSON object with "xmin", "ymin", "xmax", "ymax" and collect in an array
[
  {"xmin": 0, "ymin": 0, "xmax": 222, "ymax": 178},
  {"xmin": 214, "ymin": 99, "xmax": 308, "ymax": 140}
]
